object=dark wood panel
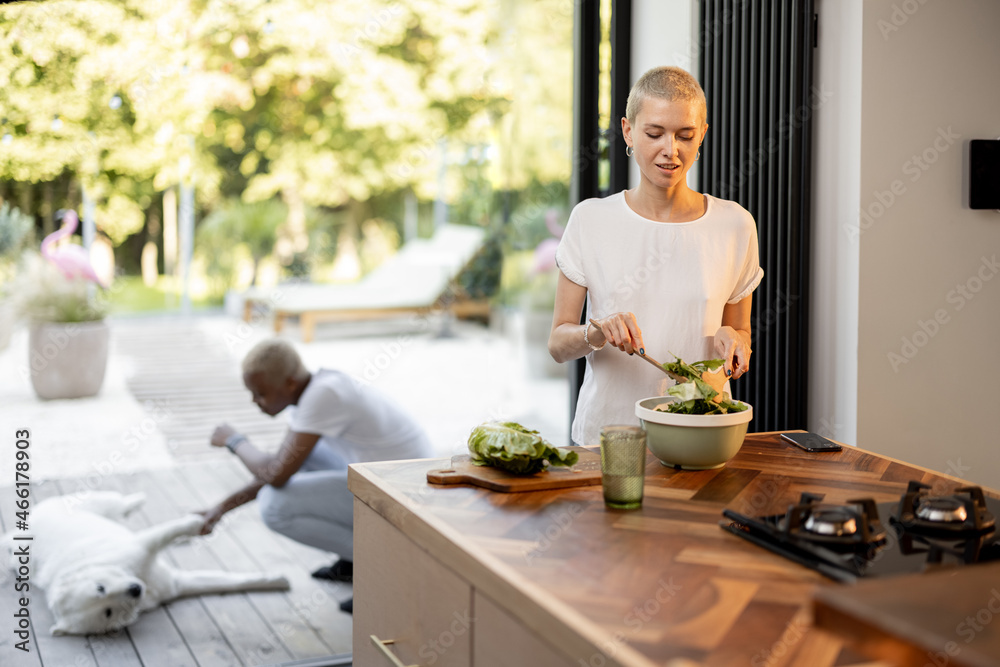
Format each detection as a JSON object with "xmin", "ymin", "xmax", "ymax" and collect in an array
[
  {"xmin": 815, "ymin": 563, "xmax": 1000, "ymax": 667},
  {"xmin": 690, "ymin": 467, "xmax": 761, "ymax": 503}
]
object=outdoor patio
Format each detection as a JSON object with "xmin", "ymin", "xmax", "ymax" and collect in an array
[{"xmin": 0, "ymin": 310, "xmax": 569, "ymax": 666}]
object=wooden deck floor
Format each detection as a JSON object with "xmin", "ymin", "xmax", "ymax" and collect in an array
[
  {"xmin": 113, "ymin": 319, "xmax": 286, "ymax": 462},
  {"xmin": 0, "ymin": 459, "xmax": 353, "ymax": 667},
  {"xmin": 2, "ymin": 318, "xmax": 353, "ymax": 666}
]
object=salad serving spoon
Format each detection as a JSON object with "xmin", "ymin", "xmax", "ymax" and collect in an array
[{"xmin": 589, "ymin": 319, "xmax": 728, "ymax": 397}]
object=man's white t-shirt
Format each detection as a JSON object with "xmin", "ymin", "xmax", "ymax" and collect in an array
[
  {"xmin": 285, "ymin": 369, "xmax": 433, "ymax": 465},
  {"xmin": 555, "ymin": 192, "xmax": 764, "ymax": 446}
]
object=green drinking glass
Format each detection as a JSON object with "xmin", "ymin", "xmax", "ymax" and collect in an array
[{"xmin": 600, "ymin": 425, "xmax": 647, "ymax": 510}]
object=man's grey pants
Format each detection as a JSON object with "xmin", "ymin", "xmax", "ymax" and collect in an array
[{"xmin": 256, "ymin": 440, "xmax": 355, "ymax": 560}]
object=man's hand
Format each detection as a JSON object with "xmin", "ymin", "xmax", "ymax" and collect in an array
[
  {"xmin": 210, "ymin": 423, "xmax": 238, "ymax": 448},
  {"xmin": 196, "ymin": 480, "xmax": 265, "ymax": 535},
  {"xmin": 195, "ymin": 506, "xmax": 226, "ymax": 535}
]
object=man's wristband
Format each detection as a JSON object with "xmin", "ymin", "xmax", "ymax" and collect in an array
[{"xmin": 224, "ymin": 433, "xmax": 248, "ymax": 453}]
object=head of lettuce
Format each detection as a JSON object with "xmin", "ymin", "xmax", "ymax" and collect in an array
[{"xmin": 468, "ymin": 422, "xmax": 579, "ymax": 475}]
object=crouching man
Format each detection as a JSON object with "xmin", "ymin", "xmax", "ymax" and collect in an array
[{"xmin": 197, "ymin": 338, "xmax": 433, "ymax": 614}]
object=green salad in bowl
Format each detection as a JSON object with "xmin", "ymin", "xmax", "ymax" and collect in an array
[
  {"xmin": 636, "ymin": 356, "xmax": 752, "ymax": 470},
  {"xmin": 657, "ymin": 356, "xmax": 748, "ymax": 415}
]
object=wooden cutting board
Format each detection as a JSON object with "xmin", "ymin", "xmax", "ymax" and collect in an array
[{"xmin": 426, "ymin": 446, "xmax": 602, "ymax": 492}]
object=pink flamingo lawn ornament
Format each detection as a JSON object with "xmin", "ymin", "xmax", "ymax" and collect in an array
[
  {"xmin": 41, "ymin": 209, "xmax": 107, "ymax": 288},
  {"xmin": 530, "ymin": 208, "xmax": 566, "ymax": 275}
]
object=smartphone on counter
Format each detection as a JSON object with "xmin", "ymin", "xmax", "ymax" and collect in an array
[{"xmin": 780, "ymin": 431, "xmax": 843, "ymax": 452}]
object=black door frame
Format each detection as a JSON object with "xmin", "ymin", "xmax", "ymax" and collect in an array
[{"xmin": 569, "ymin": 0, "xmax": 632, "ymax": 442}]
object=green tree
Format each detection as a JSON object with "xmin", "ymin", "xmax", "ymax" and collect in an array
[
  {"xmin": 0, "ymin": 0, "xmax": 575, "ymax": 293},
  {"xmin": 0, "ymin": 201, "xmax": 33, "ymax": 287},
  {"xmin": 197, "ymin": 198, "xmax": 287, "ymax": 288}
]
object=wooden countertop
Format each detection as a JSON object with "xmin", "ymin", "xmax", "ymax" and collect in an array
[{"xmin": 348, "ymin": 432, "xmax": 993, "ymax": 667}]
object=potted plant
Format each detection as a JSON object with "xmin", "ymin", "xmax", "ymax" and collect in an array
[
  {"xmin": 11, "ymin": 210, "xmax": 111, "ymax": 400},
  {"xmin": 520, "ymin": 268, "xmax": 564, "ymax": 378}
]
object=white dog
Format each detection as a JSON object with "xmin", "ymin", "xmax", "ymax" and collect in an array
[{"xmin": 3, "ymin": 491, "xmax": 290, "ymax": 635}]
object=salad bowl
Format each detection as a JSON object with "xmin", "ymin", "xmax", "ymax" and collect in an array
[{"xmin": 635, "ymin": 396, "xmax": 753, "ymax": 470}]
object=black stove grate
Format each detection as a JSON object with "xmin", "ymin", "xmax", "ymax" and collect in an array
[
  {"xmin": 895, "ymin": 481, "xmax": 996, "ymax": 535},
  {"xmin": 721, "ymin": 486, "xmax": 1000, "ymax": 582}
]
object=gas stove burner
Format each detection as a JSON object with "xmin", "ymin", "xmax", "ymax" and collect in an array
[
  {"xmin": 720, "ymin": 479, "xmax": 1000, "ymax": 582},
  {"xmin": 915, "ymin": 496, "xmax": 968, "ymax": 523},
  {"xmin": 894, "ymin": 482, "xmax": 996, "ymax": 534},
  {"xmin": 804, "ymin": 508, "xmax": 858, "ymax": 537},
  {"xmin": 778, "ymin": 493, "xmax": 887, "ymax": 547}
]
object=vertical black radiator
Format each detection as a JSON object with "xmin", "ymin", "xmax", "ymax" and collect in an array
[{"xmin": 698, "ymin": 0, "xmax": 814, "ymax": 432}]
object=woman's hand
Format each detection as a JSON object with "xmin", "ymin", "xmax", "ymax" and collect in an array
[
  {"xmin": 210, "ymin": 423, "xmax": 237, "ymax": 448},
  {"xmin": 714, "ymin": 326, "xmax": 751, "ymax": 379},
  {"xmin": 592, "ymin": 312, "xmax": 645, "ymax": 355}
]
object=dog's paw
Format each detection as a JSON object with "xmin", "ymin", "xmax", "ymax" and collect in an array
[
  {"xmin": 178, "ymin": 513, "xmax": 206, "ymax": 537},
  {"xmin": 164, "ymin": 514, "xmax": 207, "ymax": 543},
  {"xmin": 263, "ymin": 574, "xmax": 291, "ymax": 591}
]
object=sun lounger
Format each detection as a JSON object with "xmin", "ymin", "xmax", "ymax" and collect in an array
[{"xmin": 242, "ymin": 224, "xmax": 488, "ymax": 342}]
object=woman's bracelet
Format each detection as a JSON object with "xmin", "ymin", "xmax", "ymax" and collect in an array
[
  {"xmin": 225, "ymin": 433, "xmax": 248, "ymax": 453},
  {"xmin": 584, "ymin": 322, "xmax": 605, "ymax": 351}
]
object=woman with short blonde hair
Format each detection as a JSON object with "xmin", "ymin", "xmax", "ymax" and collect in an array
[{"xmin": 548, "ymin": 65, "xmax": 762, "ymax": 446}]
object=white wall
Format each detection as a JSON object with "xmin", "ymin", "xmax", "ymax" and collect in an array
[
  {"xmin": 853, "ymin": 0, "xmax": 1000, "ymax": 486},
  {"xmin": 809, "ymin": 0, "xmax": 862, "ymax": 447},
  {"xmin": 630, "ymin": 0, "xmax": 696, "ymax": 77},
  {"xmin": 630, "ymin": 0, "xmax": 1000, "ymax": 486},
  {"xmin": 812, "ymin": 0, "xmax": 1000, "ymax": 485},
  {"xmin": 629, "ymin": 0, "xmax": 696, "ymax": 189}
]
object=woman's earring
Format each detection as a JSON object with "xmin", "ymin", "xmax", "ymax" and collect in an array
[
  {"xmin": 625, "ymin": 145, "xmax": 634, "ymax": 157},
  {"xmin": 696, "ymin": 150, "xmax": 701, "ymax": 160}
]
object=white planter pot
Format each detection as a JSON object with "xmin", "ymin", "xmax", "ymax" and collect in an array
[
  {"xmin": 28, "ymin": 320, "xmax": 110, "ymax": 400},
  {"xmin": 224, "ymin": 288, "xmax": 246, "ymax": 319},
  {"xmin": 524, "ymin": 309, "xmax": 566, "ymax": 379}
]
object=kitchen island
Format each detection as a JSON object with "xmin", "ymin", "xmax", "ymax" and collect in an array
[{"xmin": 348, "ymin": 432, "xmax": 996, "ymax": 666}]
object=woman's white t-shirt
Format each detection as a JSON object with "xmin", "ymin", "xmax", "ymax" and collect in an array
[
  {"xmin": 555, "ymin": 192, "xmax": 764, "ymax": 446},
  {"xmin": 285, "ymin": 369, "xmax": 433, "ymax": 465}
]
